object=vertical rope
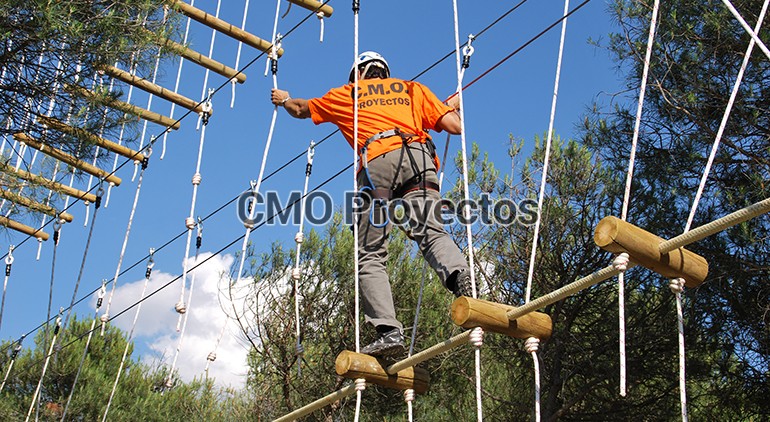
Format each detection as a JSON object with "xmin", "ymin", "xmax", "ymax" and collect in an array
[
  {"xmin": 105, "ymin": 58, "xmax": 138, "ymax": 207},
  {"xmin": 25, "ymin": 311, "xmax": 61, "ymax": 422},
  {"xmin": 451, "ymin": 2, "xmax": 483, "ymax": 420},
  {"xmin": 166, "ymin": 221, "xmax": 203, "ymax": 388},
  {"xmin": 351, "ymin": 2, "xmax": 366, "ymax": 421},
  {"xmin": 204, "ymin": 322, "xmax": 228, "ymax": 378},
  {"xmin": 176, "ymin": 95, "xmax": 213, "ymax": 332},
  {"xmin": 44, "ymin": 222, "xmax": 62, "ymax": 353},
  {"xmin": 60, "ymin": 280, "xmax": 107, "ymax": 421},
  {"xmin": 291, "ymin": 141, "xmax": 315, "ymax": 376},
  {"xmin": 0, "ymin": 245, "xmax": 13, "ymax": 331},
  {"xmin": 102, "ymin": 251, "xmax": 155, "ymax": 421},
  {"xmin": 162, "ymin": 0, "xmax": 195, "ymax": 159},
  {"xmin": 616, "ymin": 0, "xmax": 660, "ymax": 398},
  {"xmin": 231, "ymin": 0, "xmax": 251, "ymax": 108},
  {"xmin": 102, "ymin": 156, "xmax": 150, "ymax": 332},
  {"xmin": 519, "ymin": 1, "xmax": 570, "ymax": 418}
]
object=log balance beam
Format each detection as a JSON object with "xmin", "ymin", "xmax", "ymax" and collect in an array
[
  {"xmin": 96, "ymin": 65, "xmax": 205, "ymax": 114},
  {"xmin": 335, "ymin": 351, "xmax": 430, "ymax": 394},
  {"xmin": 0, "ymin": 216, "xmax": 48, "ymax": 241},
  {"xmin": 172, "ymin": 1, "xmax": 283, "ymax": 58},
  {"xmin": 451, "ymin": 297, "xmax": 552, "ymax": 340},
  {"xmin": 594, "ymin": 216, "xmax": 708, "ymax": 288},
  {"xmin": 13, "ymin": 133, "xmax": 122, "ymax": 186},
  {"xmin": 37, "ymin": 116, "xmax": 146, "ymax": 162},
  {"xmin": 0, "ymin": 161, "xmax": 97, "ymax": 204},
  {"xmin": 65, "ymin": 84, "xmax": 180, "ymax": 130},
  {"xmin": 287, "ymin": 0, "xmax": 334, "ymax": 17},
  {"xmin": 0, "ymin": 189, "xmax": 73, "ymax": 223},
  {"xmin": 274, "ymin": 198, "xmax": 770, "ymax": 421}
]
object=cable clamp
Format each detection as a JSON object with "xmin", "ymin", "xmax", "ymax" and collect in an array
[{"xmin": 462, "ymin": 34, "xmax": 475, "ymax": 68}]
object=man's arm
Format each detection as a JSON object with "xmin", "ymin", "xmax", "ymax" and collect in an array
[
  {"xmin": 271, "ymin": 88, "xmax": 311, "ymax": 119},
  {"xmin": 435, "ymin": 94, "xmax": 462, "ymax": 134}
]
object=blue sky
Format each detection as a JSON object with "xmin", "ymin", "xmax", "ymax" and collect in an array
[{"xmin": 1, "ymin": 0, "xmax": 627, "ymax": 387}]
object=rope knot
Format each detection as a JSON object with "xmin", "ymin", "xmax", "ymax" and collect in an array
[
  {"xmin": 669, "ymin": 277, "xmax": 685, "ymax": 294},
  {"xmin": 291, "ymin": 267, "xmax": 301, "ymax": 281},
  {"xmin": 100, "ymin": 313, "xmax": 109, "ymax": 323},
  {"xmin": 296, "ymin": 343, "xmax": 305, "ymax": 355},
  {"xmin": 185, "ymin": 217, "xmax": 196, "ymax": 230},
  {"xmin": 524, "ymin": 337, "xmax": 540, "ymax": 353},
  {"xmin": 191, "ymin": 173, "xmax": 202, "ymax": 186},
  {"xmin": 207, "ymin": 351, "xmax": 217, "ymax": 362},
  {"xmin": 612, "ymin": 252, "xmax": 630, "ymax": 272},
  {"xmin": 470, "ymin": 327, "xmax": 484, "ymax": 348},
  {"xmin": 175, "ymin": 301, "xmax": 187, "ymax": 314},
  {"xmin": 294, "ymin": 232, "xmax": 304, "ymax": 244},
  {"xmin": 354, "ymin": 378, "xmax": 366, "ymax": 392},
  {"xmin": 403, "ymin": 388, "xmax": 415, "ymax": 403}
]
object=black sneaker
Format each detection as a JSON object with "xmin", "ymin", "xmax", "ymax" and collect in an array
[
  {"xmin": 453, "ymin": 270, "xmax": 474, "ymax": 298},
  {"xmin": 360, "ymin": 328, "xmax": 405, "ymax": 357}
]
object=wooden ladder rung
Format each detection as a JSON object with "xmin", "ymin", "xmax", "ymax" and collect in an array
[
  {"xmin": 0, "ymin": 216, "xmax": 49, "ymax": 241},
  {"xmin": 97, "ymin": 64, "xmax": 205, "ymax": 114},
  {"xmin": 162, "ymin": 37, "xmax": 247, "ymax": 84},
  {"xmin": 37, "ymin": 116, "xmax": 146, "ymax": 162},
  {"xmin": 287, "ymin": 0, "xmax": 334, "ymax": 17},
  {"xmin": 0, "ymin": 189, "xmax": 74, "ymax": 223},
  {"xmin": 172, "ymin": 0, "xmax": 283, "ymax": 57},
  {"xmin": 66, "ymin": 84, "xmax": 181, "ymax": 130},
  {"xmin": 451, "ymin": 297, "xmax": 553, "ymax": 340},
  {"xmin": 13, "ymin": 133, "xmax": 122, "ymax": 186},
  {"xmin": 0, "ymin": 161, "xmax": 97, "ymax": 204},
  {"xmin": 335, "ymin": 351, "xmax": 430, "ymax": 393}
]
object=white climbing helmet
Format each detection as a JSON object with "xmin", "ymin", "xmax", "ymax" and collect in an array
[{"xmin": 348, "ymin": 51, "xmax": 390, "ymax": 83}]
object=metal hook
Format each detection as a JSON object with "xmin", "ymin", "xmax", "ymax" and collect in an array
[{"xmin": 5, "ymin": 245, "xmax": 14, "ymax": 265}]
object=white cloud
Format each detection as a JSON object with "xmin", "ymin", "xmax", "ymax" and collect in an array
[{"xmin": 105, "ymin": 252, "xmax": 250, "ymax": 389}]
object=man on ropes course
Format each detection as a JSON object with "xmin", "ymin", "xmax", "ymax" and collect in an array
[{"xmin": 271, "ymin": 51, "xmax": 472, "ymax": 357}]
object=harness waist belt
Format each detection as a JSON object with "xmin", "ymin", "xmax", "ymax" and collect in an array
[{"xmin": 370, "ymin": 178, "xmax": 439, "ymax": 200}]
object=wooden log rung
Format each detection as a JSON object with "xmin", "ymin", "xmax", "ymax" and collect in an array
[
  {"xmin": 162, "ymin": 37, "xmax": 247, "ymax": 84},
  {"xmin": 451, "ymin": 297, "xmax": 553, "ymax": 340},
  {"xmin": 37, "ymin": 116, "xmax": 146, "ymax": 162},
  {"xmin": 65, "ymin": 84, "xmax": 181, "ymax": 130},
  {"xmin": 172, "ymin": 0, "xmax": 283, "ymax": 57},
  {"xmin": 287, "ymin": 0, "xmax": 334, "ymax": 18},
  {"xmin": 0, "ymin": 189, "xmax": 73, "ymax": 223},
  {"xmin": 0, "ymin": 216, "xmax": 48, "ymax": 241},
  {"xmin": 0, "ymin": 161, "xmax": 97, "ymax": 204},
  {"xmin": 13, "ymin": 133, "xmax": 122, "ymax": 186},
  {"xmin": 335, "ymin": 350, "xmax": 430, "ymax": 394},
  {"xmin": 96, "ymin": 64, "xmax": 204, "ymax": 114},
  {"xmin": 594, "ymin": 216, "xmax": 709, "ymax": 288}
]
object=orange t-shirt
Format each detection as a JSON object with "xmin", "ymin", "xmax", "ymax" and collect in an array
[{"xmin": 307, "ymin": 78, "xmax": 453, "ymax": 167}]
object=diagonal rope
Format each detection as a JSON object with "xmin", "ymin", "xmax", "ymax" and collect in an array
[
  {"xmin": 161, "ymin": 0, "xmax": 195, "ymax": 159},
  {"xmin": 231, "ymin": 0, "xmax": 251, "ymax": 108},
  {"xmin": 102, "ymin": 251, "xmax": 154, "ymax": 421},
  {"xmin": 0, "ymin": 246, "xmax": 13, "ymax": 331},
  {"xmin": 24, "ymin": 311, "xmax": 61, "ymax": 422}
]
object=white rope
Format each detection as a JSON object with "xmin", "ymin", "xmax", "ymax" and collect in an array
[
  {"xmin": 162, "ymin": 0, "xmax": 195, "ymax": 159},
  {"xmin": 102, "ymin": 151, "xmax": 150, "ymax": 332},
  {"xmin": 0, "ymin": 245, "xmax": 13, "ymax": 330},
  {"xmin": 524, "ymin": 337, "xmax": 541, "ymax": 422},
  {"xmin": 106, "ymin": 58, "xmax": 138, "ymax": 207},
  {"xmin": 291, "ymin": 141, "xmax": 315, "ymax": 376},
  {"xmin": 0, "ymin": 335, "xmax": 23, "ymax": 394},
  {"xmin": 132, "ymin": 44, "xmax": 163, "ymax": 180},
  {"xmin": 176, "ymin": 95, "xmax": 213, "ymax": 332},
  {"xmin": 60, "ymin": 280, "xmax": 107, "ymax": 421},
  {"xmin": 102, "ymin": 251, "xmax": 154, "ymax": 421},
  {"xmin": 231, "ymin": 0, "xmax": 251, "ymax": 108},
  {"xmin": 84, "ymin": 75, "xmax": 112, "ymax": 226},
  {"xmin": 204, "ymin": 320, "xmax": 228, "ymax": 378},
  {"xmin": 721, "ymin": 0, "xmax": 770, "ymax": 61},
  {"xmin": 616, "ymin": 0, "xmax": 661, "ymax": 397},
  {"xmin": 196, "ymin": 0, "xmax": 222, "ymax": 131},
  {"xmin": 166, "ymin": 221, "xmax": 203, "ymax": 388},
  {"xmin": 317, "ymin": 12, "xmax": 326, "ymax": 42},
  {"xmin": 233, "ymin": 4, "xmax": 283, "ymax": 289},
  {"xmin": 25, "ymin": 311, "xmax": 61, "ymax": 422},
  {"xmin": 671, "ymin": 4, "xmax": 769, "ymax": 419},
  {"xmin": 451, "ymin": 3, "xmax": 482, "ymax": 420},
  {"xmin": 521, "ymin": 1, "xmax": 569, "ymax": 416},
  {"xmin": 352, "ymin": 3, "xmax": 364, "ymax": 421}
]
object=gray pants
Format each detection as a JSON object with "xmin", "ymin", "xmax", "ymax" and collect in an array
[{"xmin": 357, "ymin": 143, "xmax": 469, "ymax": 331}]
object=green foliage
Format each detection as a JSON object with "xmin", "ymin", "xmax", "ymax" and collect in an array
[{"xmin": 0, "ymin": 316, "xmax": 250, "ymax": 421}]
